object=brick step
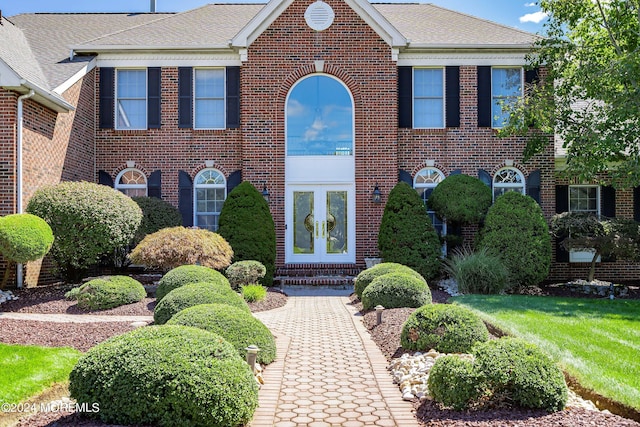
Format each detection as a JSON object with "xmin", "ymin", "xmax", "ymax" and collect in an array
[
  {"xmin": 274, "ymin": 275, "xmax": 356, "ymax": 287},
  {"xmin": 276, "ymin": 264, "xmax": 362, "ymax": 278}
]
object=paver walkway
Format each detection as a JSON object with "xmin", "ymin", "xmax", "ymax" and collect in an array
[{"xmin": 252, "ymin": 293, "xmax": 418, "ymax": 427}]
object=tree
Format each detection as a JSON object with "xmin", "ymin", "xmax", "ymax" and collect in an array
[
  {"xmin": 551, "ymin": 212, "xmax": 640, "ymax": 282},
  {"xmin": 378, "ymin": 182, "xmax": 442, "ymax": 281},
  {"xmin": 501, "ymin": 0, "xmax": 640, "ymax": 187}
]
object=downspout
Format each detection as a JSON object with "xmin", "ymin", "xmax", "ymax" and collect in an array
[{"xmin": 16, "ymin": 89, "xmax": 35, "ymax": 288}]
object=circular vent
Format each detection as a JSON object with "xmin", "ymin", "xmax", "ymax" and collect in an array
[{"xmin": 304, "ymin": 1, "xmax": 334, "ymax": 32}]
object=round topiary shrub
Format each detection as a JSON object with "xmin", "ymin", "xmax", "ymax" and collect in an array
[
  {"xmin": 401, "ymin": 304, "xmax": 489, "ymax": 353},
  {"xmin": 478, "ymin": 191, "xmax": 551, "ymax": 289},
  {"xmin": 26, "ymin": 182, "xmax": 142, "ymax": 282},
  {"xmin": 427, "ymin": 174, "xmax": 492, "ymax": 225},
  {"xmin": 72, "ymin": 276, "xmax": 146, "ymax": 310},
  {"xmin": 226, "ymin": 260, "xmax": 267, "ymax": 290},
  {"xmin": 69, "ymin": 325, "xmax": 258, "ymax": 427},
  {"xmin": 361, "ymin": 272, "xmax": 432, "ymax": 310},
  {"xmin": 130, "ymin": 196, "xmax": 182, "ymax": 244},
  {"xmin": 354, "ymin": 262, "xmax": 425, "ymax": 299},
  {"xmin": 443, "ymin": 247, "xmax": 509, "ymax": 294},
  {"xmin": 129, "ymin": 226, "xmax": 233, "ymax": 272},
  {"xmin": 378, "ymin": 182, "xmax": 442, "ymax": 281},
  {"xmin": 472, "ymin": 338, "xmax": 568, "ymax": 412},
  {"xmin": 154, "ymin": 282, "xmax": 249, "ymax": 325},
  {"xmin": 218, "ymin": 182, "xmax": 276, "ymax": 286},
  {"xmin": 428, "ymin": 355, "xmax": 484, "ymax": 410},
  {"xmin": 156, "ymin": 265, "xmax": 229, "ymax": 302},
  {"xmin": 168, "ymin": 303, "xmax": 276, "ymax": 364}
]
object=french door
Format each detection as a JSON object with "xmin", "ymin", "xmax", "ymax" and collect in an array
[{"xmin": 286, "ymin": 185, "xmax": 355, "ymax": 263}]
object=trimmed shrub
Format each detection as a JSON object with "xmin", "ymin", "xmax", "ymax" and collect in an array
[
  {"xmin": 427, "ymin": 174, "xmax": 492, "ymax": 225},
  {"xmin": 26, "ymin": 182, "xmax": 142, "ymax": 281},
  {"xmin": 472, "ymin": 338, "xmax": 568, "ymax": 412},
  {"xmin": 70, "ymin": 276, "xmax": 146, "ymax": 310},
  {"xmin": 154, "ymin": 282, "xmax": 249, "ymax": 325},
  {"xmin": 226, "ymin": 260, "xmax": 266, "ymax": 289},
  {"xmin": 130, "ymin": 226, "xmax": 233, "ymax": 272},
  {"xmin": 156, "ymin": 265, "xmax": 229, "ymax": 302},
  {"xmin": 401, "ymin": 304, "xmax": 489, "ymax": 353},
  {"xmin": 241, "ymin": 284, "xmax": 267, "ymax": 303},
  {"xmin": 69, "ymin": 325, "xmax": 258, "ymax": 427},
  {"xmin": 168, "ymin": 303, "xmax": 276, "ymax": 364},
  {"xmin": 378, "ymin": 182, "xmax": 442, "ymax": 281},
  {"xmin": 361, "ymin": 272, "xmax": 431, "ymax": 310},
  {"xmin": 428, "ymin": 355, "xmax": 485, "ymax": 410},
  {"xmin": 130, "ymin": 196, "xmax": 182, "ymax": 244},
  {"xmin": 218, "ymin": 182, "xmax": 276, "ymax": 286},
  {"xmin": 443, "ymin": 246, "xmax": 509, "ymax": 294},
  {"xmin": 478, "ymin": 191, "xmax": 551, "ymax": 289},
  {"xmin": 355, "ymin": 263, "xmax": 426, "ymax": 299}
]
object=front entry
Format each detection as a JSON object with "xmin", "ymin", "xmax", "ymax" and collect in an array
[{"xmin": 286, "ymin": 185, "xmax": 355, "ymax": 264}]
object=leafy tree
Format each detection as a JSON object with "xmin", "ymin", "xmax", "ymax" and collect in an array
[
  {"xmin": 378, "ymin": 182, "xmax": 442, "ymax": 281},
  {"xmin": 501, "ymin": 0, "xmax": 640, "ymax": 187}
]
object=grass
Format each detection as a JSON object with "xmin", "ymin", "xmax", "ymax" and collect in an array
[
  {"xmin": 0, "ymin": 343, "xmax": 81, "ymax": 405},
  {"xmin": 452, "ymin": 295, "xmax": 640, "ymax": 411}
]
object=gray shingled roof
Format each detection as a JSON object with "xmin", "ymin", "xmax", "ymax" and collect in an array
[{"xmin": 0, "ymin": 16, "xmax": 49, "ymax": 89}]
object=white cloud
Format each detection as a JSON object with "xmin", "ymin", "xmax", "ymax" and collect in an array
[
  {"xmin": 524, "ymin": 2, "xmax": 536, "ymax": 7},
  {"xmin": 304, "ymin": 117, "xmax": 327, "ymax": 141},
  {"xmin": 519, "ymin": 10, "xmax": 548, "ymax": 23},
  {"xmin": 287, "ymin": 99, "xmax": 306, "ymax": 117}
]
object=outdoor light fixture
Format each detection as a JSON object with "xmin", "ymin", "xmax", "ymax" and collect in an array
[
  {"xmin": 372, "ymin": 184, "xmax": 382, "ymax": 204},
  {"xmin": 262, "ymin": 183, "xmax": 270, "ymax": 204}
]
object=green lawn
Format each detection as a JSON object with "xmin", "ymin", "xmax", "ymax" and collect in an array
[
  {"xmin": 0, "ymin": 343, "xmax": 81, "ymax": 406},
  {"xmin": 452, "ymin": 295, "xmax": 640, "ymax": 410}
]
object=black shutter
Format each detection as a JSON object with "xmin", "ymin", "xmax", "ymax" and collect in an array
[
  {"xmin": 555, "ymin": 185, "xmax": 569, "ymax": 262},
  {"xmin": 399, "ymin": 169, "xmax": 412, "ymax": 186},
  {"xmin": 398, "ymin": 66, "xmax": 413, "ymax": 128},
  {"xmin": 98, "ymin": 170, "xmax": 114, "ymax": 187},
  {"xmin": 226, "ymin": 67, "xmax": 240, "ymax": 129},
  {"xmin": 525, "ymin": 67, "xmax": 540, "ymax": 85},
  {"xmin": 527, "ymin": 169, "xmax": 541, "ymax": 205},
  {"xmin": 635, "ymin": 187, "xmax": 640, "ymax": 222},
  {"xmin": 445, "ymin": 66, "xmax": 460, "ymax": 128},
  {"xmin": 178, "ymin": 67, "xmax": 193, "ymax": 129},
  {"xmin": 147, "ymin": 67, "xmax": 161, "ymax": 129},
  {"xmin": 226, "ymin": 170, "xmax": 242, "ymax": 194},
  {"xmin": 478, "ymin": 169, "xmax": 492, "ymax": 189},
  {"xmin": 601, "ymin": 186, "xmax": 616, "ymax": 218},
  {"xmin": 477, "ymin": 66, "xmax": 492, "ymax": 128},
  {"xmin": 99, "ymin": 68, "xmax": 114, "ymax": 129},
  {"xmin": 450, "ymin": 169, "xmax": 462, "ymax": 175},
  {"xmin": 148, "ymin": 170, "xmax": 162, "ymax": 198},
  {"xmin": 178, "ymin": 170, "xmax": 193, "ymax": 226}
]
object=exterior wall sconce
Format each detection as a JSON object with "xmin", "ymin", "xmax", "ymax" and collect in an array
[
  {"xmin": 372, "ymin": 184, "xmax": 382, "ymax": 204},
  {"xmin": 261, "ymin": 183, "xmax": 270, "ymax": 204}
]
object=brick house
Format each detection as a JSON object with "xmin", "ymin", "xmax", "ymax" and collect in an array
[{"xmin": 1, "ymin": 0, "xmax": 639, "ymax": 286}]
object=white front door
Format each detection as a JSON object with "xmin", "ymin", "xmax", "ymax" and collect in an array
[{"xmin": 286, "ymin": 185, "xmax": 355, "ymax": 263}]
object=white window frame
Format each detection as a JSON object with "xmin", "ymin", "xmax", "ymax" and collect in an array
[
  {"xmin": 193, "ymin": 168, "xmax": 227, "ymax": 231},
  {"xmin": 491, "ymin": 66, "xmax": 523, "ymax": 129},
  {"xmin": 413, "ymin": 67, "xmax": 445, "ymax": 129},
  {"xmin": 492, "ymin": 167, "xmax": 525, "ymax": 201},
  {"xmin": 568, "ymin": 185, "xmax": 601, "ymax": 262},
  {"xmin": 115, "ymin": 68, "xmax": 147, "ymax": 130},
  {"xmin": 193, "ymin": 68, "xmax": 226, "ymax": 130},
  {"xmin": 114, "ymin": 168, "xmax": 147, "ymax": 197},
  {"xmin": 414, "ymin": 167, "xmax": 447, "ymax": 255}
]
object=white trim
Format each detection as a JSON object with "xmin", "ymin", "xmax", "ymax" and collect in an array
[
  {"xmin": 193, "ymin": 168, "xmax": 227, "ymax": 231},
  {"xmin": 232, "ymin": 0, "xmax": 296, "ymax": 48},
  {"xmin": 568, "ymin": 185, "xmax": 600, "ymax": 216},
  {"xmin": 397, "ymin": 52, "xmax": 527, "ymax": 67},
  {"xmin": 97, "ymin": 54, "xmax": 242, "ymax": 68},
  {"xmin": 412, "ymin": 67, "xmax": 445, "ymax": 129},
  {"xmin": 492, "ymin": 167, "xmax": 526, "ymax": 201},
  {"xmin": 114, "ymin": 168, "xmax": 148, "ymax": 196},
  {"xmin": 0, "ymin": 59, "xmax": 23, "ymax": 87},
  {"xmin": 54, "ymin": 58, "xmax": 97, "ymax": 95}
]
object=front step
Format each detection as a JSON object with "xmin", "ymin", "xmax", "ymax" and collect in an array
[{"xmin": 274, "ymin": 275, "xmax": 355, "ymax": 287}]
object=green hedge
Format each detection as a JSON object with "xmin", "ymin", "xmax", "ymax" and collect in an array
[
  {"xmin": 428, "ymin": 355, "xmax": 484, "ymax": 410},
  {"xmin": 427, "ymin": 174, "xmax": 492, "ymax": 225},
  {"xmin": 69, "ymin": 276, "xmax": 146, "ymax": 310},
  {"xmin": 361, "ymin": 272, "xmax": 431, "ymax": 310},
  {"xmin": 0, "ymin": 213, "xmax": 53, "ymax": 264},
  {"xmin": 69, "ymin": 325, "xmax": 258, "ymax": 426},
  {"xmin": 354, "ymin": 262, "xmax": 425, "ymax": 299},
  {"xmin": 156, "ymin": 265, "xmax": 229, "ymax": 302},
  {"xmin": 130, "ymin": 196, "xmax": 182, "ymax": 244}
]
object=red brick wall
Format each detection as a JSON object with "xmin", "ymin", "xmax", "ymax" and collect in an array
[{"xmin": 0, "ymin": 89, "xmax": 17, "ymax": 216}]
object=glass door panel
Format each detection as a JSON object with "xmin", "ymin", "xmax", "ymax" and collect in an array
[
  {"xmin": 326, "ymin": 191, "xmax": 347, "ymax": 254},
  {"xmin": 293, "ymin": 191, "xmax": 314, "ymax": 254}
]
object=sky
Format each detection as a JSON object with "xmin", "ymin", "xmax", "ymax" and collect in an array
[{"xmin": 1, "ymin": 1, "xmax": 548, "ymax": 34}]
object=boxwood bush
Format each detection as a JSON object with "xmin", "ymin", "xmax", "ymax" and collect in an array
[
  {"xmin": 401, "ymin": 304, "xmax": 489, "ymax": 353},
  {"xmin": 361, "ymin": 272, "xmax": 431, "ymax": 310},
  {"xmin": 443, "ymin": 247, "xmax": 509, "ymax": 294},
  {"xmin": 168, "ymin": 303, "xmax": 276, "ymax": 364},
  {"xmin": 226, "ymin": 260, "xmax": 267, "ymax": 289},
  {"xmin": 69, "ymin": 325, "xmax": 258, "ymax": 427},
  {"xmin": 156, "ymin": 265, "xmax": 229, "ymax": 302},
  {"xmin": 68, "ymin": 276, "xmax": 146, "ymax": 310},
  {"xmin": 154, "ymin": 282, "xmax": 249, "ymax": 325},
  {"xmin": 428, "ymin": 355, "xmax": 484, "ymax": 410},
  {"xmin": 354, "ymin": 262, "xmax": 425, "ymax": 299},
  {"xmin": 26, "ymin": 181, "xmax": 142, "ymax": 282},
  {"xmin": 427, "ymin": 174, "xmax": 492, "ymax": 225}
]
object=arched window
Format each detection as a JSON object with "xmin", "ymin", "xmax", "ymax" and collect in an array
[
  {"xmin": 114, "ymin": 168, "xmax": 147, "ymax": 197},
  {"xmin": 194, "ymin": 169, "xmax": 226, "ymax": 231},
  {"xmin": 414, "ymin": 168, "xmax": 447, "ymax": 250},
  {"xmin": 493, "ymin": 167, "xmax": 525, "ymax": 200}
]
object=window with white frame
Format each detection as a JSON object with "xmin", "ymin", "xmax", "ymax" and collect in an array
[
  {"xmin": 568, "ymin": 185, "xmax": 600, "ymax": 262},
  {"xmin": 491, "ymin": 67, "xmax": 522, "ymax": 128},
  {"xmin": 413, "ymin": 68, "xmax": 444, "ymax": 128},
  {"xmin": 493, "ymin": 167, "xmax": 525, "ymax": 200},
  {"xmin": 116, "ymin": 69, "xmax": 147, "ymax": 130},
  {"xmin": 194, "ymin": 68, "xmax": 225, "ymax": 129},
  {"xmin": 114, "ymin": 168, "xmax": 147, "ymax": 197},
  {"xmin": 194, "ymin": 169, "xmax": 226, "ymax": 231},
  {"xmin": 414, "ymin": 168, "xmax": 447, "ymax": 253}
]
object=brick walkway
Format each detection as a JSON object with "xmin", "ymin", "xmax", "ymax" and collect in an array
[{"xmin": 252, "ymin": 295, "xmax": 418, "ymax": 427}]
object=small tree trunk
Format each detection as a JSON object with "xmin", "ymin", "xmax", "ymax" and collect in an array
[
  {"xmin": 587, "ymin": 252, "xmax": 599, "ymax": 283},
  {"xmin": 1, "ymin": 261, "xmax": 14, "ymax": 290}
]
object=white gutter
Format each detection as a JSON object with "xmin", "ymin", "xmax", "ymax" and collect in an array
[{"xmin": 16, "ymin": 89, "xmax": 35, "ymax": 288}]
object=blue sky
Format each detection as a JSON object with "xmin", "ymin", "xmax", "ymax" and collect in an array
[{"xmin": 3, "ymin": 1, "xmax": 547, "ymax": 33}]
